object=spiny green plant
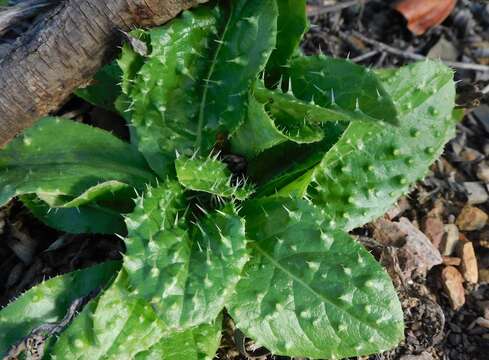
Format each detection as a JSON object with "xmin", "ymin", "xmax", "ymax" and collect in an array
[{"xmin": 0, "ymin": 0, "xmax": 459, "ymax": 359}]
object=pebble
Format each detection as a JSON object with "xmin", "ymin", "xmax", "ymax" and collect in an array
[
  {"xmin": 442, "ymin": 224, "xmax": 460, "ymax": 256},
  {"xmin": 464, "ymin": 182, "xmax": 489, "ymax": 205},
  {"xmin": 423, "ymin": 215, "xmax": 445, "ymax": 248},
  {"xmin": 457, "ymin": 241, "xmax": 479, "ymax": 284},
  {"xmin": 476, "ymin": 161, "xmax": 489, "ymax": 182},
  {"xmin": 460, "ymin": 147, "xmax": 484, "ymax": 162},
  {"xmin": 443, "ymin": 256, "xmax": 462, "ymax": 266},
  {"xmin": 441, "ymin": 266, "xmax": 466, "ymax": 311},
  {"xmin": 456, "ymin": 206, "xmax": 488, "ymax": 231}
]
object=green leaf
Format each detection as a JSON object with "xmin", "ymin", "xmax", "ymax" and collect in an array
[
  {"xmin": 0, "ymin": 261, "xmax": 120, "ymax": 355},
  {"xmin": 56, "ymin": 181, "xmax": 133, "ymax": 208},
  {"xmin": 295, "ymin": 60, "xmax": 457, "ymax": 231},
  {"xmin": 265, "ymin": 0, "xmax": 308, "ymax": 87},
  {"xmin": 227, "ymin": 198, "xmax": 403, "ymax": 359},
  {"xmin": 289, "ymin": 56, "xmax": 399, "ymax": 124},
  {"xmin": 135, "ymin": 316, "xmax": 222, "ymax": 360},
  {"xmin": 231, "ymin": 94, "xmax": 324, "ymax": 159},
  {"xmin": 75, "ymin": 63, "xmax": 122, "ymax": 112},
  {"xmin": 195, "ymin": 0, "xmax": 278, "ymax": 152},
  {"xmin": 21, "ymin": 194, "xmax": 127, "ymax": 235},
  {"xmin": 0, "ymin": 117, "xmax": 155, "ymax": 207},
  {"xmin": 175, "ymin": 156, "xmax": 253, "ymax": 200},
  {"xmin": 247, "ymin": 122, "xmax": 346, "ymax": 197},
  {"xmin": 49, "ymin": 270, "xmax": 167, "ymax": 359},
  {"xmin": 125, "ymin": 1, "xmax": 278, "ymax": 176},
  {"xmin": 123, "ymin": 182, "xmax": 248, "ymax": 330}
]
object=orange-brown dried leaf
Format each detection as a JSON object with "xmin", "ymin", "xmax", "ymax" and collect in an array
[{"xmin": 394, "ymin": 0, "xmax": 457, "ymax": 35}]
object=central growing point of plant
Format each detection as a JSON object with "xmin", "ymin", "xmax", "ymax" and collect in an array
[{"xmin": 0, "ymin": 1, "xmax": 458, "ymax": 359}]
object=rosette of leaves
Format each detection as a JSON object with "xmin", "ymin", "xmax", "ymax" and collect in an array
[{"xmin": 0, "ymin": 0, "xmax": 458, "ymax": 359}]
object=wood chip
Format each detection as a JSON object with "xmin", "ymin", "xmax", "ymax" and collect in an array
[
  {"xmin": 441, "ymin": 266, "xmax": 466, "ymax": 311},
  {"xmin": 457, "ymin": 241, "xmax": 479, "ymax": 284},
  {"xmin": 456, "ymin": 206, "xmax": 488, "ymax": 231}
]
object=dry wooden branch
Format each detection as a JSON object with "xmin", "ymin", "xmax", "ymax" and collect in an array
[{"xmin": 0, "ymin": 0, "xmax": 207, "ymax": 147}]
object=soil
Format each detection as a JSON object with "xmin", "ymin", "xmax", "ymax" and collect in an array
[{"xmin": 1, "ymin": 1, "xmax": 489, "ymax": 360}]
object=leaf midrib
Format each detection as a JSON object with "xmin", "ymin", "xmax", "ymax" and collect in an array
[
  {"xmin": 252, "ymin": 242, "xmax": 387, "ymax": 337},
  {"xmin": 196, "ymin": 5, "xmax": 234, "ymax": 150}
]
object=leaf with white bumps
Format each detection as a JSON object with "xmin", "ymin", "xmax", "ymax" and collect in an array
[
  {"xmin": 227, "ymin": 198, "xmax": 404, "ymax": 359},
  {"xmin": 0, "ymin": 261, "xmax": 120, "ymax": 355},
  {"xmin": 123, "ymin": 182, "xmax": 248, "ymax": 330},
  {"xmin": 303, "ymin": 60, "xmax": 456, "ymax": 231},
  {"xmin": 175, "ymin": 156, "xmax": 253, "ymax": 200},
  {"xmin": 49, "ymin": 270, "xmax": 167, "ymax": 359},
  {"xmin": 135, "ymin": 315, "xmax": 222, "ymax": 360},
  {"xmin": 289, "ymin": 56, "xmax": 398, "ymax": 124},
  {"xmin": 0, "ymin": 117, "xmax": 155, "ymax": 207},
  {"xmin": 124, "ymin": 0, "xmax": 278, "ymax": 177}
]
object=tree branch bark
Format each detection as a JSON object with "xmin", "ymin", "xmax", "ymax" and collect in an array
[{"xmin": 0, "ymin": 0, "xmax": 207, "ymax": 147}]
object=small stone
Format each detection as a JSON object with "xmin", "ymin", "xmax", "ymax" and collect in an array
[
  {"xmin": 441, "ymin": 266, "xmax": 466, "ymax": 311},
  {"xmin": 460, "ymin": 147, "xmax": 484, "ymax": 162},
  {"xmin": 456, "ymin": 206, "xmax": 488, "ymax": 231},
  {"xmin": 423, "ymin": 214, "xmax": 445, "ymax": 248},
  {"xmin": 464, "ymin": 182, "xmax": 489, "ymax": 205},
  {"xmin": 457, "ymin": 241, "xmax": 478, "ymax": 283},
  {"xmin": 480, "ymin": 269, "xmax": 489, "ymax": 284},
  {"xmin": 443, "ymin": 256, "xmax": 461, "ymax": 266},
  {"xmin": 441, "ymin": 224, "xmax": 460, "ymax": 256},
  {"xmin": 476, "ymin": 161, "xmax": 489, "ymax": 183},
  {"xmin": 397, "ymin": 217, "xmax": 442, "ymax": 276}
]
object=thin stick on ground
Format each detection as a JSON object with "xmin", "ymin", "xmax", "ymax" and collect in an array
[{"xmin": 351, "ymin": 31, "xmax": 489, "ymax": 72}]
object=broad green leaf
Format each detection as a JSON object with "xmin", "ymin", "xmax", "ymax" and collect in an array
[
  {"xmin": 21, "ymin": 194, "xmax": 126, "ymax": 235},
  {"xmin": 0, "ymin": 261, "xmax": 120, "ymax": 355},
  {"xmin": 287, "ymin": 60, "xmax": 456, "ymax": 231},
  {"xmin": 227, "ymin": 198, "xmax": 404, "ymax": 359},
  {"xmin": 123, "ymin": 182, "xmax": 248, "ymax": 330},
  {"xmin": 0, "ymin": 117, "xmax": 155, "ymax": 207},
  {"xmin": 265, "ymin": 0, "xmax": 308, "ymax": 87},
  {"xmin": 231, "ymin": 95, "xmax": 324, "ymax": 159},
  {"xmin": 125, "ymin": 1, "xmax": 278, "ymax": 177},
  {"xmin": 49, "ymin": 270, "xmax": 167, "ymax": 359},
  {"xmin": 289, "ymin": 56, "xmax": 398, "ymax": 124},
  {"xmin": 75, "ymin": 63, "xmax": 122, "ymax": 112},
  {"xmin": 195, "ymin": 0, "xmax": 278, "ymax": 152},
  {"xmin": 135, "ymin": 316, "xmax": 222, "ymax": 360},
  {"xmin": 175, "ymin": 156, "xmax": 253, "ymax": 200}
]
